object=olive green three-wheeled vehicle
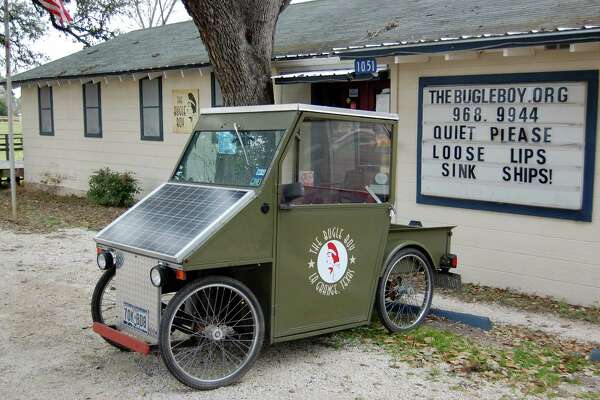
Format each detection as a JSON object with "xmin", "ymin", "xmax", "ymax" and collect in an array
[{"xmin": 91, "ymin": 104, "xmax": 458, "ymax": 390}]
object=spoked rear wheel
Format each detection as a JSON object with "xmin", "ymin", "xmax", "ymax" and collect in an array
[
  {"xmin": 377, "ymin": 248, "xmax": 434, "ymax": 333},
  {"xmin": 159, "ymin": 276, "xmax": 265, "ymax": 390}
]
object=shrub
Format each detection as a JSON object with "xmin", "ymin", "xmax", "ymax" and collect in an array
[{"xmin": 87, "ymin": 168, "xmax": 141, "ymax": 207}]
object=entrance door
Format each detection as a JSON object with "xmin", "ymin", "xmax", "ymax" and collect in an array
[
  {"xmin": 312, "ymin": 79, "xmax": 390, "ymax": 111},
  {"xmin": 273, "ymin": 115, "xmax": 393, "ymax": 339}
]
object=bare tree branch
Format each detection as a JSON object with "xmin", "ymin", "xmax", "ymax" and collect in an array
[
  {"xmin": 126, "ymin": 0, "xmax": 178, "ymax": 29},
  {"xmin": 135, "ymin": 1, "xmax": 146, "ymax": 28},
  {"xmin": 163, "ymin": 0, "xmax": 178, "ymax": 22},
  {"xmin": 149, "ymin": 0, "xmax": 160, "ymax": 27},
  {"xmin": 47, "ymin": 14, "xmax": 92, "ymax": 46},
  {"xmin": 158, "ymin": 0, "xmax": 165, "ymax": 25}
]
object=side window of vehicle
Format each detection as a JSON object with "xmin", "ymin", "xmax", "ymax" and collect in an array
[
  {"xmin": 280, "ymin": 135, "xmax": 298, "ymax": 185},
  {"xmin": 293, "ymin": 117, "xmax": 392, "ymax": 204}
]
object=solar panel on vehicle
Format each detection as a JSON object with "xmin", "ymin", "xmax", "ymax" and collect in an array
[{"xmin": 95, "ymin": 183, "xmax": 250, "ymax": 261}]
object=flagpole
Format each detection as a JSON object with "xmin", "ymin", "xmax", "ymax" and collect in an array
[{"xmin": 4, "ymin": 0, "xmax": 16, "ymax": 219}]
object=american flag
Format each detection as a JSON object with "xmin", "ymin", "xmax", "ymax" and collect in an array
[{"xmin": 37, "ymin": 0, "xmax": 73, "ymax": 26}]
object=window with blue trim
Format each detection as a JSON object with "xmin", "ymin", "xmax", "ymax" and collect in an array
[
  {"xmin": 140, "ymin": 77, "xmax": 163, "ymax": 141},
  {"xmin": 83, "ymin": 82, "xmax": 102, "ymax": 138},
  {"xmin": 38, "ymin": 86, "xmax": 54, "ymax": 136}
]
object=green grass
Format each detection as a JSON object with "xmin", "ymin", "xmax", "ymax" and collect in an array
[
  {"xmin": 0, "ymin": 120, "xmax": 23, "ymax": 161},
  {"xmin": 0, "ymin": 120, "xmax": 21, "ymax": 135},
  {"xmin": 577, "ymin": 392, "xmax": 600, "ymax": 400},
  {"xmin": 325, "ymin": 321, "xmax": 598, "ymax": 396}
]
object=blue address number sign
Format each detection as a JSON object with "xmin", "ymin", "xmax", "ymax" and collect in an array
[{"xmin": 354, "ymin": 57, "xmax": 377, "ymax": 76}]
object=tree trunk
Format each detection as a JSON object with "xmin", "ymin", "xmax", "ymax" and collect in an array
[{"xmin": 182, "ymin": 0, "xmax": 291, "ymax": 106}]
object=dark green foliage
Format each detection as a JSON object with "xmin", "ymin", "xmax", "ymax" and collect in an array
[
  {"xmin": 87, "ymin": 167, "xmax": 140, "ymax": 207},
  {"xmin": 2, "ymin": 0, "xmax": 160, "ymax": 72}
]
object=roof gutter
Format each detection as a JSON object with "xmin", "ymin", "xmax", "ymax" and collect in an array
[
  {"xmin": 3, "ymin": 61, "xmax": 213, "ymax": 87},
  {"xmin": 5, "ymin": 52, "xmax": 334, "ymax": 87},
  {"xmin": 338, "ymin": 28, "xmax": 600, "ymax": 59}
]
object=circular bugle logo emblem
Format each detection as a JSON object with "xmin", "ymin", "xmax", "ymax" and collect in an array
[{"xmin": 307, "ymin": 226, "xmax": 357, "ymax": 296}]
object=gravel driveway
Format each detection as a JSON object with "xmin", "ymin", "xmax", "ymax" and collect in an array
[{"xmin": 0, "ymin": 228, "xmax": 582, "ymax": 399}]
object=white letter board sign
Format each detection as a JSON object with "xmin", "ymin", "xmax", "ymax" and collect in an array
[{"xmin": 417, "ymin": 71, "xmax": 598, "ymax": 221}]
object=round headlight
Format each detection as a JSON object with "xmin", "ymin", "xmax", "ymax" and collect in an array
[
  {"xmin": 97, "ymin": 251, "xmax": 114, "ymax": 270},
  {"xmin": 150, "ymin": 266, "xmax": 164, "ymax": 287}
]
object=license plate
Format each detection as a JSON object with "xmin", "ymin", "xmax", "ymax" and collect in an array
[{"xmin": 123, "ymin": 302, "xmax": 149, "ymax": 334}]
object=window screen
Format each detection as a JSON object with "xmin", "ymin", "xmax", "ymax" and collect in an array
[
  {"xmin": 38, "ymin": 86, "xmax": 54, "ymax": 136},
  {"xmin": 83, "ymin": 82, "xmax": 102, "ymax": 137},
  {"xmin": 140, "ymin": 77, "xmax": 163, "ymax": 140},
  {"xmin": 293, "ymin": 118, "xmax": 392, "ymax": 204}
]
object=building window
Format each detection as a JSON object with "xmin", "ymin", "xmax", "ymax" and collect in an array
[
  {"xmin": 211, "ymin": 72, "xmax": 224, "ymax": 107},
  {"xmin": 139, "ymin": 77, "xmax": 163, "ymax": 141},
  {"xmin": 83, "ymin": 82, "xmax": 102, "ymax": 137},
  {"xmin": 38, "ymin": 86, "xmax": 54, "ymax": 135}
]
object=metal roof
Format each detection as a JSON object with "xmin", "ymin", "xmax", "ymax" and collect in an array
[
  {"xmin": 199, "ymin": 104, "xmax": 400, "ymax": 121},
  {"xmin": 12, "ymin": 0, "xmax": 600, "ymax": 84},
  {"xmin": 338, "ymin": 26, "xmax": 600, "ymax": 58},
  {"xmin": 271, "ymin": 65, "xmax": 388, "ymax": 84}
]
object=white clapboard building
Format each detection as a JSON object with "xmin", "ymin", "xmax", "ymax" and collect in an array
[{"xmin": 10, "ymin": 0, "xmax": 600, "ymax": 305}]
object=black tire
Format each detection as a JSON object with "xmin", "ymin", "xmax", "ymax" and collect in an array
[
  {"xmin": 159, "ymin": 275, "xmax": 265, "ymax": 390},
  {"xmin": 91, "ymin": 269, "xmax": 130, "ymax": 351},
  {"xmin": 376, "ymin": 248, "xmax": 434, "ymax": 333}
]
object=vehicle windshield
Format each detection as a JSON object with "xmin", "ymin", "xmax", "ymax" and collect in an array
[{"xmin": 172, "ymin": 129, "xmax": 285, "ymax": 187}]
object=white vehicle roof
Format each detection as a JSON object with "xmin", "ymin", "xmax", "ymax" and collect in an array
[{"xmin": 199, "ymin": 103, "xmax": 399, "ymax": 121}]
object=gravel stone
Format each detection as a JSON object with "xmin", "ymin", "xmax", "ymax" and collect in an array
[{"xmin": 0, "ymin": 227, "xmax": 557, "ymax": 399}]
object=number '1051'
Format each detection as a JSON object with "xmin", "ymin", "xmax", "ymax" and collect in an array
[{"xmin": 358, "ymin": 60, "xmax": 375, "ymax": 72}]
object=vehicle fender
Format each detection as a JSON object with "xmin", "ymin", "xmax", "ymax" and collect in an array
[{"xmin": 380, "ymin": 240, "xmax": 436, "ymax": 277}]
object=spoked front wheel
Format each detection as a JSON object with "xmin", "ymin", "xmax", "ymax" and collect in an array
[
  {"xmin": 91, "ymin": 269, "xmax": 130, "ymax": 351},
  {"xmin": 159, "ymin": 276, "xmax": 265, "ymax": 390},
  {"xmin": 376, "ymin": 248, "xmax": 434, "ymax": 332}
]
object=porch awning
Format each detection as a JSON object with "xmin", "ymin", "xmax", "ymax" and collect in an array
[{"xmin": 272, "ymin": 66, "xmax": 388, "ymax": 84}]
